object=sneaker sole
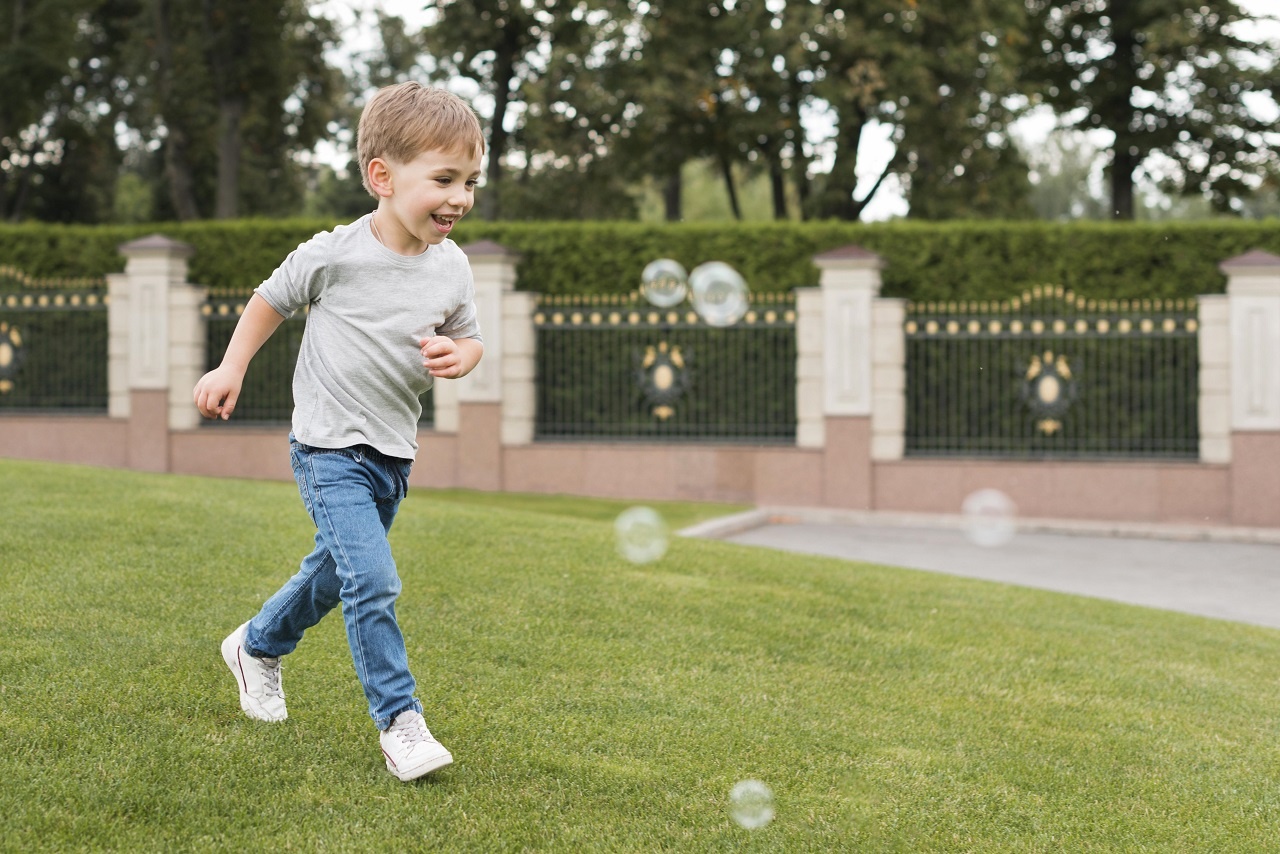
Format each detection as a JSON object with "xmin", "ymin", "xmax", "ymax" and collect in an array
[
  {"xmin": 385, "ymin": 750, "xmax": 453, "ymax": 782},
  {"xmin": 221, "ymin": 629, "xmax": 287, "ymax": 723}
]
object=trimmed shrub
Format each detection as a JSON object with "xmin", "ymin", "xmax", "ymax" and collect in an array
[{"xmin": 0, "ymin": 219, "xmax": 1275, "ymax": 299}]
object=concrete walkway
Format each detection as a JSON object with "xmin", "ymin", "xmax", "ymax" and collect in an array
[{"xmin": 682, "ymin": 508, "xmax": 1280, "ymax": 630}]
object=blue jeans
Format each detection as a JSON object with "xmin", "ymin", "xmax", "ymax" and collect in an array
[{"xmin": 243, "ymin": 438, "xmax": 422, "ymax": 730}]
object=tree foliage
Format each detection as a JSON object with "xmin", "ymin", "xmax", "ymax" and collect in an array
[
  {"xmin": 3, "ymin": 0, "xmax": 1279, "ymax": 224},
  {"xmin": 129, "ymin": 0, "xmax": 343, "ymax": 220},
  {"xmin": 1026, "ymin": 0, "xmax": 1280, "ymax": 219},
  {"xmin": 0, "ymin": 0, "xmax": 132, "ymax": 222}
]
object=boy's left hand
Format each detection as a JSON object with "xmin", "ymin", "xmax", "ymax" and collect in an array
[{"xmin": 421, "ymin": 335, "xmax": 464, "ymax": 378}]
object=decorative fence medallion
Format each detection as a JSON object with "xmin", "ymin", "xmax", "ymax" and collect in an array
[
  {"xmin": 1021, "ymin": 350, "xmax": 1077, "ymax": 435},
  {"xmin": 0, "ymin": 322, "xmax": 24, "ymax": 394},
  {"xmin": 636, "ymin": 341, "xmax": 690, "ymax": 420}
]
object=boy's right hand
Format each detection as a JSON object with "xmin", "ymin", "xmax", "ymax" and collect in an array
[{"xmin": 193, "ymin": 365, "xmax": 244, "ymax": 421}]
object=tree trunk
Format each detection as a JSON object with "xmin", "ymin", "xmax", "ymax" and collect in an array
[
  {"xmin": 769, "ymin": 159, "xmax": 787, "ymax": 220},
  {"xmin": 663, "ymin": 170, "xmax": 682, "ymax": 221},
  {"xmin": 718, "ymin": 153, "xmax": 741, "ymax": 220},
  {"xmin": 215, "ymin": 97, "xmax": 243, "ymax": 219},
  {"xmin": 1110, "ymin": 147, "xmax": 1136, "ymax": 220},
  {"xmin": 817, "ymin": 107, "xmax": 868, "ymax": 220},
  {"xmin": 792, "ymin": 149, "xmax": 811, "ymax": 221},
  {"xmin": 153, "ymin": 0, "xmax": 200, "ymax": 220},
  {"xmin": 482, "ymin": 46, "xmax": 516, "ymax": 220}
]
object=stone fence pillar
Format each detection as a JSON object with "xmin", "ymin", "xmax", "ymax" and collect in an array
[
  {"xmin": 1197, "ymin": 293, "xmax": 1231, "ymax": 464},
  {"xmin": 1220, "ymin": 250, "xmax": 1280, "ymax": 431},
  {"xmin": 501, "ymin": 287, "xmax": 537, "ymax": 446},
  {"xmin": 870, "ymin": 297, "xmax": 906, "ymax": 461},
  {"xmin": 445, "ymin": 240, "xmax": 523, "ymax": 489},
  {"xmin": 1217, "ymin": 249, "xmax": 1280, "ymax": 527},
  {"xmin": 805, "ymin": 246, "xmax": 888, "ymax": 507},
  {"xmin": 794, "ymin": 286, "xmax": 824, "ymax": 448},
  {"xmin": 106, "ymin": 234, "xmax": 204, "ymax": 472}
]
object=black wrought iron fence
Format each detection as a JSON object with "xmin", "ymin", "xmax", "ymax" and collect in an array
[
  {"xmin": 904, "ymin": 286, "xmax": 1199, "ymax": 459},
  {"xmin": 202, "ymin": 292, "xmax": 434, "ymax": 426},
  {"xmin": 534, "ymin": 292, "xmax": 797, "ymax": 442},
  {"xmin": 0, "ymin": 268, "xmax": 108, "ymax": 412}
]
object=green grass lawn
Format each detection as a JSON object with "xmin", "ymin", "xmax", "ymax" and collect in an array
[{"xmin": 3, "ymin": 458, "xmax": 1280, "ymax": 851}]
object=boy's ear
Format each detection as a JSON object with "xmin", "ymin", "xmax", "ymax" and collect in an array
[{"xmin": 366, "ymin": 158, "xmax": 394, "ymax": 198}]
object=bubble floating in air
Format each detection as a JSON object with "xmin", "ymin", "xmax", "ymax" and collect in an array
[
  {"xmin": 729, "ymin": 779, "xmax": 775, "ymax": 830},
  {"xmin": 689, "ymin": 261, "xmax": 749, "ymax": 327},
  {"xmin": 961, "ymin": 488, "xmax": 1018, "ymax": 547},
  {"xmin": 640, "ymin": 258, "xmax": 689, "ymax": 308},
  {"xmin": 614, "ymin": 505, "xmax": 669, "ymax": 564}
]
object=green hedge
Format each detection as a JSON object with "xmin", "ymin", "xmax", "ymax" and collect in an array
[{"xmin": 1, "ymin": 219, "xmax": 1276, "ymax": 301}]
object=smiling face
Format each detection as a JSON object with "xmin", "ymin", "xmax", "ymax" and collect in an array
[{"xmin": 369, "ymin": 146, "xmax": 483, "ymax": 256}]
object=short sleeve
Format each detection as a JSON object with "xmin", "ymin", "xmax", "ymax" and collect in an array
[{"xmin": 254, "ymin": 234, "xmax": 331, "ymax": 318}]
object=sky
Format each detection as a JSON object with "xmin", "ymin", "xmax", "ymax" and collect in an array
[{"xmin": 312, "ymin": 0, "xmax": 1279, "ymax": 221}]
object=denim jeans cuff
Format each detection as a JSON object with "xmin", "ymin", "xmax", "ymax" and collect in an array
[{"xmin": 377, "ymin": 699, "xmax": 425, "ymax": 730}]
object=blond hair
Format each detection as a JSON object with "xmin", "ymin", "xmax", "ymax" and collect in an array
[{"xmin": 357, "ymin": 82, "xmax": 486, "ymax": 196}]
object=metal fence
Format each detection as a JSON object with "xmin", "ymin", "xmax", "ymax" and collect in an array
[
  {"xmin": 533, "ymin": 292, "xmax": 797, "ymax": 442},
  {"xmin": 201, "ymin": 292, "xmax": 435, "ymax": 426},
  {"xmin": 0, "ymin": 268, "xmax": 108, "ymax": 412},
  {"xmin": 904, "ymin": 286, "xmax": 1200, "ymax": 459}
]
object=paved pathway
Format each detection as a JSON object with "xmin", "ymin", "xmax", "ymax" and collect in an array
[{"xmin": 688, "ymin": 510, "xmax": 1280, "ymax": 630}]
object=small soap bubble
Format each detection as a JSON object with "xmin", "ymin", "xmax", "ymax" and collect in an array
[
  {"xmin": 689, "ymin": 261, "xmax": 750, "ymax": 327},
  {"xmin": 640, "ymin": 258, "xmax": 689, "ymax": 308},
  {"xmin": 729, "ymin": 779, "xmax": 775, "ymax": 829},
  {"xmin": 962, "ymin": 488, "xmax": 1018, "ymax": 547},
  {"xmin": 614, "ymin": 505, "xmax": 668, "ymax": 564}
]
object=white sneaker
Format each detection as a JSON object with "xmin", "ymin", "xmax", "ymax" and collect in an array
[
  {"xmin": 221, "ymin": 622, "xmax": 287, "ymax": 722},
  {"xmin": 381, "ymin": 710, "xmax": 453, "ymax": 781}
]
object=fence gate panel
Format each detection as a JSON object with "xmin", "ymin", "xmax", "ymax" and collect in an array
[
  {"xmin": 904, "ymin": 286, "xmax": 1199, "ymax": 459},
  {"xmin": 0, "ymin": 268, "xmax": 108, "ymax": 413},
  {"xmin": 534, "ymin": 293, "xmax": 797, "ymax": 443}
]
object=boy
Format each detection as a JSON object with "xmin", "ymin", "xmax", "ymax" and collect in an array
[{"xmin": 193, "ymin": 82, "xmax": 485, "ymax": 782}]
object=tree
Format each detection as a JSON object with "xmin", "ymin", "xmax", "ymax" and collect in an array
[
  {"xmin": 601, "ymin": 0, "xmax": 750, "ymax": 220},
  {"xmin": 123, "ymin": 0, "xmax": 341, "ymax": 220},
  {"xmin": 420, "ymin": 0, "xmax": 558, "ymax": 220},
  {"xmin": 0, "ymin": 0, "xmax": 127, "ymax": 222},
  {"xmin": 1026, "ymin": 0, "xmax": 1280, "ymax": 219},
  {"xmin": 794, "ymin": 0, "xmax": 1034, "ymax": 220}
]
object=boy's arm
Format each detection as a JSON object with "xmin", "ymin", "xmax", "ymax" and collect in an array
[
  {"xmin": 193, "ymin": 294, "xmax": 288, "ymax": 420},
  {"xmin": 421, "ymin": 335, "xmax": 483, "ymax": 379}
]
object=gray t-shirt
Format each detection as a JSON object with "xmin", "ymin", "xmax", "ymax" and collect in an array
[{"xmin": 255, "ymin": 213, "xmax": 482, "ymax": 460}]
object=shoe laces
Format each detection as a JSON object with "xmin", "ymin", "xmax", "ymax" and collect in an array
[
  {"xmin": 259, "ymin": 656, "xmax": 284, "ymax": 699},
  {"xmin": 389, "ymin": 711, "xmax": 430, "ymax": 747}
]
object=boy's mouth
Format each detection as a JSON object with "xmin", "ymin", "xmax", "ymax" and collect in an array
[{"xmin": 432, "ymin": 214, "xmax": 458, "ymax": 233}]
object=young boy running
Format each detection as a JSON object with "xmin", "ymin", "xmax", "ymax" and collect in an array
[{"xmin": 193, "ymin": 82, "xmax": 485, "ymax": 782}]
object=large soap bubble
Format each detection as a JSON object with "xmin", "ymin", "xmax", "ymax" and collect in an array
[
  {"xmin": 640, "ymin": 258, "xmax": 689, "ymax": 308},
  {"xmin": 729, "ymin": 779, "xmax": 775, "ymax": 830},
  {"xmin": 614, "ymin": 505, "xmax": 669, "ymax": 564},
  {"xmin": 689, "ymin": 261, "xmax": 750, "ymax": 327},
  {"xmin": 961, "ymin": 488, "xmax": 1018, "ymax": 547}
]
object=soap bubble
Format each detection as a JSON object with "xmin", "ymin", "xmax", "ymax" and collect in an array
[
  {"xmin": 689, "ymin": 262, "xmax": 749, "ymax": 327},
  {"xmin": 640, "ymin": 258, "xmax": 689, "ymax": 308},
  {"xmin": 729, "ymin": 779, "xmax": 775, "ymax": 829},
  {"xmin": 961, "ymin": 488, "xmax": 1017, "ymax": 547},
  {"xmin": 614, "ymin": 506, "xmax": 668, "ymax": 564}
]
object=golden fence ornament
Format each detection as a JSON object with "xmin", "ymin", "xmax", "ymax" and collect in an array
[
  {"xmin": 637, "ymin": 340, "xmax": 691, "ymax": 421},
  {"xmin": 1021, "ymin": 350, "xmax": 1078, "ymax": 435},
  {"xmin": 0, "ymin": 321, "xmax": 23, "ymax": 394}
]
